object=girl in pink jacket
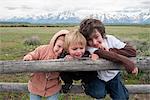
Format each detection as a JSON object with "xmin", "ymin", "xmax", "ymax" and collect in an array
[{"xmin": 23, "ymin": 30, "xmax": 69, "ymax": 100}]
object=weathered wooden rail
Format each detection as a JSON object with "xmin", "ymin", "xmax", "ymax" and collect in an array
[
  {"xmin": 0, "ymin": 83, "xmax": 149, "ymax": 94},
  {"xmin": 0, "ymin": 57, "xmax": 149, "ymax": 73},
  {"xmin": 0, "ymin": 57, "xmax": 150, "ymax": 94}
]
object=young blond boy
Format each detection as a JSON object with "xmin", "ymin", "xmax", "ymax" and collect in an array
[{"xmin": 60, "ymin": 30, "xmax": 98, "ymax": 93}]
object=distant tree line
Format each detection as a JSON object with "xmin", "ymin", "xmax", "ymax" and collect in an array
[
  {"xmin": 0, "ymin": 22, "xmax": 77, "ymax": 27},
  {"xmin": 0, "ymin": 22, "xmax": 149, "ymax": 27}
]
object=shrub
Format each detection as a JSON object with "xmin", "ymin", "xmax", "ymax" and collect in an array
[{"xmin": 24, "ymin": 36, "xmax": 41, "ymax": 46}]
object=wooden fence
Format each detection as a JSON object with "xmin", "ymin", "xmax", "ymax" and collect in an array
[{"xmin": 0, "ymin": 57, "xmax": 150, "ymax": 94}]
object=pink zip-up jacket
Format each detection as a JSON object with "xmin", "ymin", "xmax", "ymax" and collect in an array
[{"xmin": 24, "ymin": 30, "xmax": 69, "ymax": 97}]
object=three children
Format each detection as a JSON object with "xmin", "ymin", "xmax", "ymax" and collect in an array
[{"xmin": 24, "ymin": 18, "xmax": 138, "ymax": 100}]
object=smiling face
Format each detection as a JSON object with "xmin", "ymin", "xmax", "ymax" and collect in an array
[
  {"xmin": 64, "ymin": 30, "xmax": 87, "ymax": 59},
  {"xmin": 79, "ymin": 18, "xmax": 106, "ymax": 48},
  {"xmin": 53, "ymin": 36, "xmax": 65, "ymax": 57},
  {"xmin": 68, "ymin": 43, "xmax": 85, "ymax": 59},
  {"xmin": 87, "ymin": 29, "xmax": 104, "ymax": 48}
]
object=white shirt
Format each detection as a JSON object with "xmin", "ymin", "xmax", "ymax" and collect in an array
[{"xmin": 87, "ymin": 35, "xmax": 126, "ymax": 82}]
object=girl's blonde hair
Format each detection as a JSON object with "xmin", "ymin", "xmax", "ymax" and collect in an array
[{"xmin": 64, "ymin": 29, "xmax": 86, "ymax": 51}]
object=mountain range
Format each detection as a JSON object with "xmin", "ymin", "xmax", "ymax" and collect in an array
[{"xmin": 0, "ymin": 10, "xmax": 150, "ymax": 24}]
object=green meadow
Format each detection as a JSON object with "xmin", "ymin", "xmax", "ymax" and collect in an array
[{"xmin": 0, "ymin": 25, "xmax": 150, "ymax": 99}]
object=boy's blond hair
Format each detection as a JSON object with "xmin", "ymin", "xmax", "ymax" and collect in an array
[{"xmin": 64, "ymin": 29, "xmax": 86, "ymax": 51}]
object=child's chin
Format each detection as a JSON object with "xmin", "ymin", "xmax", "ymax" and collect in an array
[
  {"xmin": 55, "ymin": 53, "xmax": 59, "ymax": 57},
  {"xmin": 75, "ymin": 56, "xmax": 82, "ymax": 59},
  {"xmin": 93, "ymin": 46, "xmax": 99, "ymax": 48}
]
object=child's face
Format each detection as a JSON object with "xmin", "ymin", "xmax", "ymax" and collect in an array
[
  {"xmin": 53, "ymin": 37, "xmax": 64, "ymax": 57},
  {"xmin": 87, "ymin": 29, "xmax": 104, "ymax": 48},
  {"xmin": 68, "ymin": 44, "xmax": 85, "ymax": 59}
]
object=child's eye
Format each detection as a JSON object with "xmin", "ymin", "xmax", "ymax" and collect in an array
[
  {"xmin": 95, "ymin": 35, "xmax": 99, "ymax": 39},
  {"xmin": 72, "ymin": 48, "xmax": 77, "ymax": 50},
  {"xmin": 58, "ymin": 45, "xmax": 62, "ymax": 48}
]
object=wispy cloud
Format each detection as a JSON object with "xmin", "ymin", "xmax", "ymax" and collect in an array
[
  {"xmin": 21, "ymin": 5, "xmax": 33, "ymax": 10},
  {"xmin": 5, "ymin": 5, "xmax": 32, "ymax": 10},
  {"xmin": 141, "ymin": 1, "xmax": 150, "ymax": 5},
  {"xmin": 115, "ymin": 9, "xmax": 142, "ymax": 13},
  {"xmin": 5, "ymin": 7, "xmax": 18, "ymax": 10}
]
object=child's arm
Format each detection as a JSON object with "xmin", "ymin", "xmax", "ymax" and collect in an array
[
  {"xmin": 60, "ymin": 72, "xmax": 73, "ymax": 93},
  {"xmin": 60, "ymin": 72, "xmax": 73, "ymax": 84},
  {"xmin": 109, "ymin": 44, "xmax": 136, "ymax": 57},
  {"xmin": 60, "ymin": 52, "xmax": 74, "ymax": 93},
  {"xmin": 23, "ymin": 46, "xmax": 41, "ymax": 61},
  {"xmin": 94, "ymin": 49, "xmax": 138, "ymax": 75}
]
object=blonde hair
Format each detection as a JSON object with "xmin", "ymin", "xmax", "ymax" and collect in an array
[{"xmin": 64, "ymin": 29, "xmax": 86, "ymax": 51}]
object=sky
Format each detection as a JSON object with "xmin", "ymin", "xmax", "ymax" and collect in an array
[{"xmin": 0, "ymin": 0, "xmax": 150, "ymax": 19}]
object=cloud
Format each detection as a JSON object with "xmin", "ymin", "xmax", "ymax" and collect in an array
[
  {"xmin": 141, "ymin": 1, "xmax": 150, "ymax": 4},
  {"xmin": 124, "ymin": 0, "xmax": 150, "ymax": 10},
  {"xmin": 21, "ymin": 5, "xmax": 33, "ymax": 10},
  {"xmin": 140, "ymin": 1, "xmax": 150, "ymax": 8},
  {"xmin": 5, "ymin": 5, "xmax": 33, "ymax": 10},
  {"xmin": 5, "ymin": 7, "xmax": 18, "ymax": 10},
  {"xmin": 115, "ymin": 9, "xmax": 142, "ymax": 13}
]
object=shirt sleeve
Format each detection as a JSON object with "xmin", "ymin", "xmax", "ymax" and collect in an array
[
  {"xmin": 109, "ymin": 44, "xmax": 136, "ymax": 57},
  {"xmin": 94, "ymin": 49, "xmax": 136, "ymax": 73},
  {"xmin": 25, "ymin": 46, "xmax": 40, "ymax": 60}
]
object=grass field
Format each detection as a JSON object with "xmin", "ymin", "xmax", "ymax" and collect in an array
[{"xmin": 0, "ymin": 25, "xmax": 150, "ymax": 99}]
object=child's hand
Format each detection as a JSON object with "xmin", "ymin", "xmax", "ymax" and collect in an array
[
  {"xmin": 23, "ymin": 55, "xmax": 32, "ymax": 61},
  {"xmin": 99, "ymin": 42, "xmax": 109, "ymax": 51},
  {"xmin": 91, "ymin": 54, "xmax": 99, "ymax": 60},
  {"xmin": 132, "ymin": 67, "xmax": 138, "ymax": 76},
  {"xmin": 65, "ymin": 55, "xmax": 73, "ymax": 60},
  {"xmin": 100, "ymin": 46, "xmax": 109, "ymax": 51}
]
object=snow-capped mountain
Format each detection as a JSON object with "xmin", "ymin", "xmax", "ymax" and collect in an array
[{"xmin": 0, "ymin": 10, "xmax": 150, "ymax": 24}]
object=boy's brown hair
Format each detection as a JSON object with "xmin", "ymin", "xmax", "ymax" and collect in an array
[
  {"xmin": 79, "ymin": 18, "xmax": 106, "ymax": 39},
  {"xmin": 64, "ymin": 29, "xmax": 86, "ymax": 51}
]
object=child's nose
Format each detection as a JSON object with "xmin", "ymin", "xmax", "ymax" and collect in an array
[
  {"xmin": 58, "ymin": 48, "xmax": 63, "ymax": 53},
  {"xmin": 93, "ymin": 39, "xmax": 97, "ymax": 45},
  {"xmin": 76, "ymin": 50, "xmax": 82, "ymax": 55}
]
